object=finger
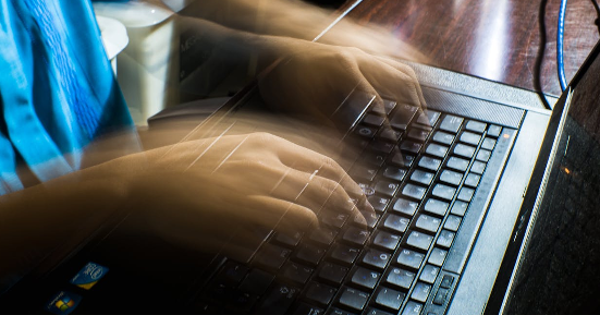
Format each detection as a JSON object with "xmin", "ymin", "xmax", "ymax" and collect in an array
[
  {"xmin": 375, "ymin": 56, "xmax": 428, "ymax": 110},
  {"xmin": 246, "ymin": 195, "xmax": 319, "ymax": 233}
]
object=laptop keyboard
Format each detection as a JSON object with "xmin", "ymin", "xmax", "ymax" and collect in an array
[{"xmin": 193, "ymin": 100, "xmax": 506, "ymax": 315}]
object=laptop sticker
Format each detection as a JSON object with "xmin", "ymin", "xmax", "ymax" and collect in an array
[
  {"xmin": 45, "ymin": 291, "xmax": 82, "ymax": 315},
  {"xmin": 70, "ymin": 262, "xmax": 109, "ymax": 290}
]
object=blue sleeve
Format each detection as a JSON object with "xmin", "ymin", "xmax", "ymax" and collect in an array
[{"xmin": 0, "ymin": 0, "xmax": 135, "ymax": 192}]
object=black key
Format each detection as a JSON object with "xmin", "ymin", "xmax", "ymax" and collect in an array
[
  {"xmin": 239, "ymin": 269, "xmax": 274, "ymax": 295},
  {"xmin": 368, "ymin": 196, "xmax": 390, "ymax": 213},
  {"xmin": 378, "ymin": 128, "xmax": 403, "ymax": 142},
  {"xmin": 453, "ymin": 143, "xmax": 476, "ymax": 159},
  {"xmin": 446, "ymin": 156, "xmax": 469, "ymax": 172},
  {"xmin": 465, "ymin": 120, "xmax": 487, "ymax": 133},
  {"xmin": 364, "ymin": 113, "xmax": 385, "ymax": 127},
  {"xmin": 464, "ymin": 173, "xmax": 481, "ymax": 187},
  {"xmin": 371, "ymin": 99, "xmax": 397, "ymax": 116},
  {"xmin": 437, "ymin": 230, "xmax": 455, "ymax": 248},
  {"xmin": 482, "ymin": 137, "xmax": 497, "ymax": 150},
  {"xmin": 439, "ymin": 115, "xmax": 463, "ymax": 133},
  {"xmin": 392, "ymin": 198, "xmax": 418, "ymax": 216},
  {"xmin": 439, "ymin": 170, "xmax": 463, "ymax": 186},
  {"xmin": 383, "ymin": 214, "xmax": 410, "ymax": 233},
  {"xmin": 411, "ymin": 282, "xmax": 431, "ymax": 303},
  {"xmin": 375, "ymin": 181, "xmax": 399, "ymax": 197},
  {"xmin": 318, "ymin": 263, "xmax": 348, "ymax": 285},
  {"xmin": 375, "ymin": 287, "xmax": 405, "ymax": 310},
  {"xmin": 386, "ymin": 267, "xmax": 415, "ymax": 289},
  {"xmin": 471, "ymin": 161, "xmax": 487, "ymax": 174},
  {"xmin": 355, "ymin": 125, "xmax": 377, "ymax": 138},
  {"xmin": 275, "ymin": 231, "xmax": 304, "ymax": 247},
  {"xmin": 444, "ymin": 215, "xmax": 462, "ymax": 231},
  {"xmin": 281, "ymin": 262, "xmax": 313, "ymax": 284},
  {"xmin": 207, "ymin": 282, "xmax": 234, "ymax": 303},
  {"xmin": 330, "ymin": 243, "xmax": 361, "ymax": 265},
  {"xmin": 305, "ymin": 282, "xmax": 337, "ymax": 306},
  {"xmin": 419, "ymin": 264, "xmax": 440, "ymax": 284},
  {"xmin": 401, "ymin": 301, "xmax": 424, "ymax": 315},
  {"xmin": 352, "ymin": 166, "xmax": 379, "ymax": 182},
  {"xmin": 423, "ymin": 198, "xmax": 449, "ymax": 216},
  {"xmin": 418, "ymin": 156, "xmax": 441, "ymax": 172},
  {"xmin": 400, "ymin": 141, "xmax": 422, "ymax": 154},
  {"xmin": 415, "ymin": 214, "xmax": 442, "ymax": 233},
  {"xmin": 228, "ymin": 292, "xmax": 259, "ymax": 312},
  {"xmin": 432, "ymin": 131, "xmax": 454, "ymax": 145},
  {"xmin": 440, "ymin": 275, "xmax": 455, "ymax": 289},
  {"xmin": 450, "ymin": 201, "xmax": 468, "ymax": 216},
  {"xmin": 410, "ymin": 170, "xmax": 434, "ymax": 186},
  {"xmin": 416, "ymin": 110, "xmax": 441, "ymax": 126},
  {"xmin": 476, "ymin": 149, "xmax": 491, "ymax": 162},
  {"xmin": 255, "ymin": 244, "xmax": 291, "ymax": 270},
  {"xmin": 366, "ymin": 307, "xmax": 394, "ymax": 315},
  {"xmin": 363, "ymin": 153, "xmax": 386, "ymax": 167},
  {"xmin": 353, "ymin": 211, "xmax": 380, "ymax": 230},
  {"xmin": 322, "ymin": 213, "xmax": 349, "ymax": 229},
  {"xmin": 369, "ymin": 140, "xmax": 395, "ymax": 154},
  {"xmin": 407, "ymin": 231, "xmax": 434, "ymax": 251},
  {"xmin": 361, "ymin": 248, "xmax": 392, "ymax": 270},
  {"xmin": 293, "ymin": 302, "xmax": 325, "ymax": 315},
  {"xmin": 428, "ymin": 248, "xmax": 448, "ymax": 267},
  {"xmin": 402, "ymin": 183, "xmax": 427, "ymax": 201},
  {"xmin": 309, "ymin": 228, "xmax": 338, "ymax": 246},
  {"xmin": 382, "ymin": 167, "xmax": 407, "ymax": 182},
  {"xmin": 407, "ymin": 128, "xmax": 431, "ymax": 142},
  {"xmin": 457, "ymin": 187, "xmax": 475, "ymax": 202},
  {"xmin": 431, "ymin": 184, "xmax": 456, "ymax": 200},
  {"xmin": 372, "ymin": 231, "xmax": 401, "ymax": 251},
  {"xmin": 343, "ymin": 227, "xmax": 370, "ymax": 246},
  {"xmin": 337, "ymin": 287, "xmax": 370, "ymax": 312},
  {"xmin": 425, "ymin": 143, "xmax": 449, "ymax": 159},
  {"xmin": 487, "ymin": 125, "xmax": 502, "ymax": 137},
  {"xmin": 390, "ymin": 153, "xmax": 415, "ymax": 168},
  {"xmin": 327, "ymin": 307, "xmax": 356, "ymax": 315},
  {"xmin": 351, "ymin": 267, "xmax": 381, "ymax": 290},
  {"xmin": 295, "ymin": 244, "xmax": 326, "ymax": 266},
  {"xmin": 397, "ymin": 248, "xmax": 424, "ymax": 270},
  {"xmin": 459, "ymin": 132, "xmax": 481, "ymax": 146},
  {"xmin": 434, "ymin": 288, "xmax": 449, "ymax": 305},
  {"xmin": 256, "ymin": 283, "xmax": 299, "ymax": 314},
  {"xmin": 390, "ymin": 104, "xmax": 418, "ymax": 130},
  {"xmin": 216, "ymin": 261, "xmax": 249, "ymax": 286},
  {"xmin": 358, "ymin": 183, "xmax": 376, "ymax": 197}
]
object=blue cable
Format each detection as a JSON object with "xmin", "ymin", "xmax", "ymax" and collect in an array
[{"xmin": 557, "ymin": 0, "xmax": 568, "ymax": 91}]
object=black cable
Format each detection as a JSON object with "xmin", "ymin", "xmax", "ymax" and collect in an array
[
  {"xmin": 592, "ymin": 0, "xmax": 600, "ymax": 35},
  {"xmin": 535, "ymin": 0, "xmax": 552, "ymax": 109}
]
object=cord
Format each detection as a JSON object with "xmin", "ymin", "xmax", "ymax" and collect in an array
[{"xmin": 557, "ymin": 0, "xmax": 568, "ymax": 91}]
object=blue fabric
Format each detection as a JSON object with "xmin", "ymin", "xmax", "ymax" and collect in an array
[{"xmin": 0, "ymin": 0, "xmax": 134, "ymax": 193}]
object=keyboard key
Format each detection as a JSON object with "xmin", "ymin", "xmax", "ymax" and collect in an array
[
  {"xmin": 239, "ymin": 269, "xmax": 274, "ymax": 295},
  {"xmin": 416, "ymin": 110, "xmax": 441, "ymax": 126},
  {"xmin": 353, "ymin": 211, "xmax": 380, "ymax": 230},
  {"xmin": 372, "ymin": 230, "xmax": 401, "ymax": 251},
  {"xmin": 327, "ymin": 307, "xmax": 355, "ymax": 315},
  {"xmin": 453, "ymin": 143, "xmax": 476, "ymax": 159},
  {"xmin": 322, "ymin": 213, "xmax": 349, "ymax": 229},
  {"xmin": 410, "ymin": 170, "xmax": 434, "ymax": 186},
  {"xmin": 363, "ymin": 113, "xmax": 385, "ymax": 127},
  {"xmin": 368, "ymin": 196, "xmax": 390, "ymax": 213},
  {"xmin": 459, "ymin": 132, "xmax": 481, "ymax": 146},
  {"xmin": 355, "ymin": 125, "xmax": 377, "ymax": 138},
  {"xmin": 256, "ymin": 283, "xmax": 299, "ymax": 314},
  {"xmin": 419, "ymin": 265, "xmax": 440, "ymax": 284},
  {"xmin": 293, "ymin": 303, "xmax": 325, "ymax": 315},
  {"xmin": 471, "ymin": 161, "xmax": 487, "ymax": 174},
  {"xmin": 428, "ymin": 248, "xmax": 448, "ymax": 267},
  {"xmin": 337, "ymin": 287, "xmax": 370, "ymax": 312},
  {"xmin": 407, "ymin": 128, "xmax": 431, "ymax": 142},
  {"xmin": 400, "ymin": 141, "xmax": 422, "ymax": 154},
  {"xmin": 351, "ymin": 267, "xmax": 381, "ymax": 289},
  {"xmin": 305, "ymin": 282, "xmax": 337, "ymax": 306},
  {"xmin": 295, "ymin": 244, "xmax": 326, "ymax": 266},
  {"xmin": 425, "ymin": 143, "xmax": 449, "ymax": 158},
  {"xmin": 434, "ymin": 288, "xmax": 449, "ymax": 305},
  {"xmin": 375, "ymin": 287, "xmax": 405, "ymax": 310},
  {"xmin": 255, "ymin": 244, "xmax": 291, "ymax": 270},
  {"xmin": 309, "ymin": 228, "xmax": 337, "ymax": 246},
  {"xmin": 465, "ymin": 120, "xmax": 487, "ymax": 133},
  {"xmin": 464, "ymin": 173, "xmax": 481, "ymax": 187},
  {"xmin": 352, "ymin": 166, "xmax": 379, "ymax": 182},
  {"xmin": 375, "ymin": 181, "xmax": 399, "ymax": 197},
  {"xmin": 402, "ymin": 183, "xmax": 427, "ymax": 201},
  {"xmin": 378, "ymin": 128, "xmax": 403, "ymax": 142},
  {"xmin": 281, "ymin": 262, "xmax": 313, "ymax": 284},
  {"xmin": 423, "ymin": 199, "xmax": 449, "ymax": 217},
  {"xmin": 392, "ymin": 198, "xmax": 418, "ymax": 216},
  {"xmin": 330, "ymin": 243, "xmax": 361, "ymax": 265},
  {"xmin": 386, "ymin": 267, "xmax": 415, "ymax": 289},
  {"xmin": 361, "ymin": 248, "xmax": 392, "ymax": 270},
  {"xmin": 407, "ymin": 231, "xmax": 433, "ymax": 251},
  {"xmin": 458, "ymin": 187, "xmax": 475, "ymax": 202},
  {"xmin": 343, "ymin": 227, "xmax": 370, "ymax": 246},
  {"xmin": 418, "ymin": 156, "xmax": 442, "ymax": 172},
  {"xmin": 432, "ymin": 184, "xmax": 456, "ymax": 200},
  {"xmin": 397, "ymin": 249, "xmax": 424, "ymax": 270},
  {"xmin": 363, "ymin": 153, "xmax": 386, "ymax": 167},
  {"xmin": 487, "ymin": 125, "xmax": 502, "ymax": 137},
  {"xmin": 401, "ymin": 301, "xmax": 424, "ymax": 315},
  {"xmin": 440, "ymin": 170, "xmax": 463, "ymax": 186},
  {"xmin": 382, "ymin": 167, "xmax": 407, "ymax": 182},
  {"xmin": 366, "ymin": 307, "xmax": 394, "ymax": 315},
  {"xmin": 369, "ymin": 140, "xmax": 395, "ymax": 154},
  {"xmin": 411, "ymin": 282, "xmax": 431, "ymax": 302},
  {"xmin": 371, "ymin": 99, "xmax": 397, "ymax": 116},
  {"xmin": 416, "ymin": 214, "xmax": 442, "ymax": 233},
  {"xmin": 446, "ymin": 156, "xmax": 469, "ymax": 172},
  {"xmin": 390, "ymin": 104, "xmax": 418, "ymax": 130},
  {"xmin": 437, "ymin": 230, "xmax": 456, "ymax": 248},
  {"xmin": 432, "ymin": 131, "xmax": 455, "ymax": 145},
  {"xmin": 215, "ymin": 261, "xmax": 249, "ymax": 286},
  {"xmin": 439, "ymin": 115, "xmax": 463, "ymax": 133},
  {"xmin": 318, "ymin": 263, "xmax": 348, "ymax": 285},
  {"xmin": 440, "ymin": 275, "xmax": 455, "ymax": 289},
  {"xmin": 476, "ymin": 149, "xmax": 491, "ymax": 162},
  {"xmin": 482, "ymin": 137, "xmax": 497, "ymax": 150},
  {"xmin": 383, "ymin": 214, "xmax": 410, "ymax": 233},
  {"xmin": 450, "ymin": 201, "xmax": 469, "ymax": 216},
  {"xmin": 275, "ymin": 231, "xmax": 304, "ymax": 247},
  {"xmin": 444, "ymin": 215, "xmax": 462, "ymax": 232}
]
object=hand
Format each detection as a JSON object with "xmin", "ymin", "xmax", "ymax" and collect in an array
[{"xmin": 258, "ymin": 40, "xmax": 427, "ymax": 129}]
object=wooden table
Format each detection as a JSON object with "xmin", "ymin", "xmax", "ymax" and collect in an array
[{"xmin": 341, "ymin": 0, "xmax": 600, "ymax": 97}]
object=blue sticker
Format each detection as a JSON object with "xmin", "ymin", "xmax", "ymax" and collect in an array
[
  {"xmin": 46, "ymin": 291, "xmax": 82, "ymax": 315},
  {"xmin": 70, "ymin": 262, "xmax": 109, "ymax": 290}
]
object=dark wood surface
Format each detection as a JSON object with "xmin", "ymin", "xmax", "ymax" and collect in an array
[{"xmin": 342, "ymin": 0, "xmax": 600, "ymax": 97}]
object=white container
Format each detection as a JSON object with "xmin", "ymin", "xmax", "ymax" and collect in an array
[{"xmin": 95, "ymin": 16, "xmax": 128, "ymax": 75}]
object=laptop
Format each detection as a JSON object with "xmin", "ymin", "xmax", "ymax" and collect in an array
[{"xmin": 2, "ymin": 2, "xmax": 600, "ymax": 315}]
